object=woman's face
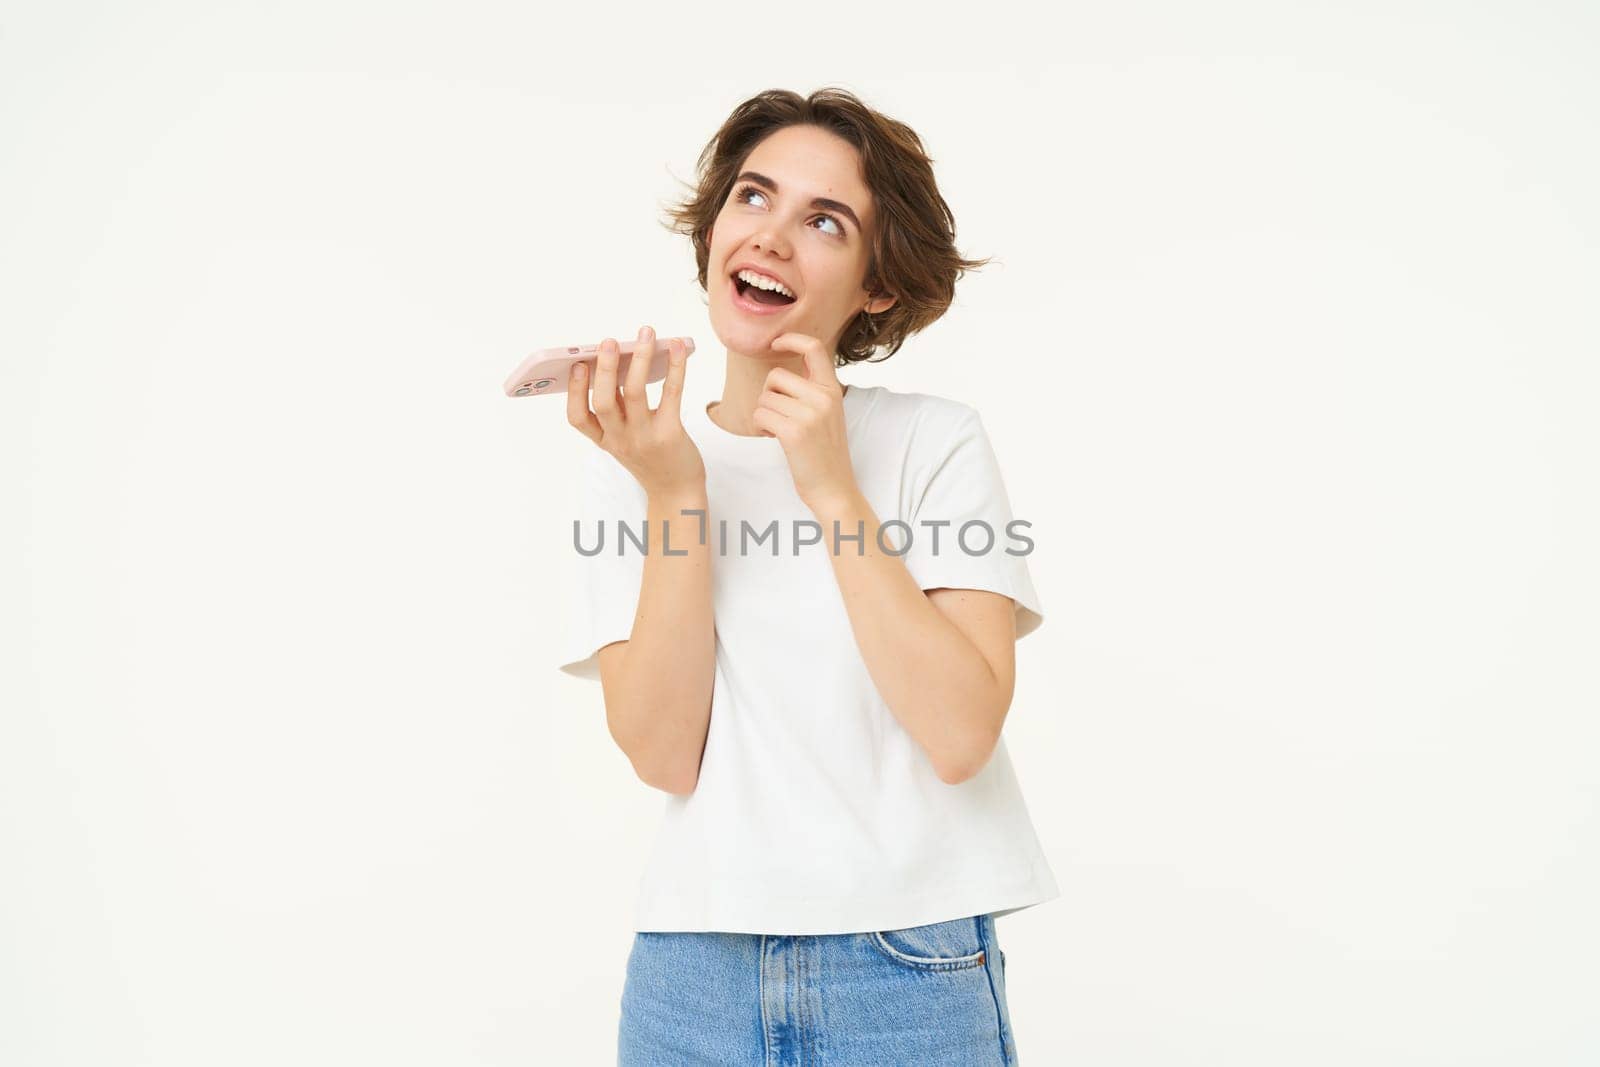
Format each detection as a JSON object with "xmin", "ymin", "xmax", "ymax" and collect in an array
[{"xmin": 707, "ymin": 123, "xmax": 894, "ymax": 359}]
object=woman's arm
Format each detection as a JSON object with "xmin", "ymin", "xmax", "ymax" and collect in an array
[
  {"xmin": 566, "ymin": 332, "xmax": 714, "ymax": 795},
  {"xmin": 599, "ymin": 485, "xmax": 716, "ymax": 795},
  {"xmin": 810, "ymin": 488, "xmax": 1017, "ymax": 785},
  {"xmin": 741, "ymin": 339, "xmax": 1024, "ymax": 784}
]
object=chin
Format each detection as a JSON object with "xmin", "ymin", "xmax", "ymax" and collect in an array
[{"xmin": 711, "ymin": 306, "xmax": 775, "ymax": 347}]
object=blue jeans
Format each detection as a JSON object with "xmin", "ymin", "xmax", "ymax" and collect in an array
[{"xmin": 618, "ymin": 912, "xmax": 1018, "ymax": 1065}]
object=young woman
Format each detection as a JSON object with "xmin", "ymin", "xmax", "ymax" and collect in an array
[{"xmin": 560, "ymin": 87, "xmax": 1056, "ymax": 1065}]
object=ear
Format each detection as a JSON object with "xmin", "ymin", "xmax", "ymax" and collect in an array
[{"xmin": 866, "ymin": 295, "xmax": 896, "ymax": 315}]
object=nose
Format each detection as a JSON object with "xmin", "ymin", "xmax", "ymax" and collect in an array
[{"xmin": 752, "ymin": 231, "xmax": 789, "ymax": 258}]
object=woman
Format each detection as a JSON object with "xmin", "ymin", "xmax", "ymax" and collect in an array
[{"xmin": 560, "ymin": 87, "xmax": 1056, "ymax": 1065}]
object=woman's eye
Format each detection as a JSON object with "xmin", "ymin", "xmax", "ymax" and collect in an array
[{"xmin": 733, "ymin": 185, "xmax": 844, "ymax": 238}]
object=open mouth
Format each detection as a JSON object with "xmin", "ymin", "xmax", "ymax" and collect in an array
[{"xmin": 731, "ymin": 271, "xmax": 797, "ymax": 308}]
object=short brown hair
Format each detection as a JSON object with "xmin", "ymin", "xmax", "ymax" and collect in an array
[{"xmin": 660, "ymin": 87, "xmax": 993, "ymax": 367}]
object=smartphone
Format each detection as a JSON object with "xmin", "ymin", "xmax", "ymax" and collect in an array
[{"xmin": 502, "ymin": 337, "xmax": 696, "ymax": 398}]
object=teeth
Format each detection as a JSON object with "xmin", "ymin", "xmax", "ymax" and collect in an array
[{"xmin": 735, "ymin": 269, "xmax": 795, "ymax": 298}]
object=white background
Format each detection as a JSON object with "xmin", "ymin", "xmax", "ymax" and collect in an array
[{"xmin": 5, "ymin": 2, "xmax": 1597, "ymax": 1063}]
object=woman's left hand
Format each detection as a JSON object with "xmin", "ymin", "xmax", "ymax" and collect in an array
[{"xmin": 754, "ymin": 332, "xmax": 860, "ymax": 514}]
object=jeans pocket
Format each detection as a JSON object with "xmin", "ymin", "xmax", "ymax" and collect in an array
[{"xmin": 867, "ymin": 915, "xmax": 988, "ymax": 972}]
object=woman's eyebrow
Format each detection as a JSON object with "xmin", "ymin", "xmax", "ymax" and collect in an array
[{"xmin": 734, "ymin": 170, "xmax": 861, "ymax": 232}]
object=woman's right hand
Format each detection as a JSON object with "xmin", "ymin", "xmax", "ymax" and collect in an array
[{"xmin": 567, "ymin": 326, "xmax": 705, "ymax": 498}]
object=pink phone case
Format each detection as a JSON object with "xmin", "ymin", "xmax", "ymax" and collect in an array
[{"xmin": 503, "ymin": 337, "xmax": 696, "ymax": 397}]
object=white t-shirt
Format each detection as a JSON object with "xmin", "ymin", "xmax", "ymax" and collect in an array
[{"xmin": 557, "ymin": 382, "xmax": 1059, "ymax": 935}]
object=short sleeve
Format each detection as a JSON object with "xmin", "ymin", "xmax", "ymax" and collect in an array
[
  {"xmin": 897, "ymin": 407, "xmax": 1045, "ymax": 641},
  {"xmin": 555, "ymin": 447, "xmax": 648, "ymax": 681}
]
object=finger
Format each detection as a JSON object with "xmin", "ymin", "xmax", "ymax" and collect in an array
[
  {"xmin": 798, "ymin": 335, "xmax": 842, "ymax": 391},
  {"xmin": 762, "ymin": 366, "xmax": 823, "ymax": 405},
  {"xmin": 751, "ymin": 406, "xmax": 781, "ymax": 439},
  {"xmin": 622, "ymin": 325, "xmax": 653, "ymax": 420},
  {"xmin": 757, "ymin": 389, "xmax": 806, "ymax": 421},
  {"xmin": 566, "ymin": 361, "xmax": 602, "ymax": 444},
  {"xmin": 773, "ymin": 333, "xmax": 842, "ymax": 395},
  {"xmin": 591, "ymin": 338, "xmax": 626, "ymax": 439},
  {"xmin": 657, "ymin": 337, "xmax": 689, "ymax": 423}
]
